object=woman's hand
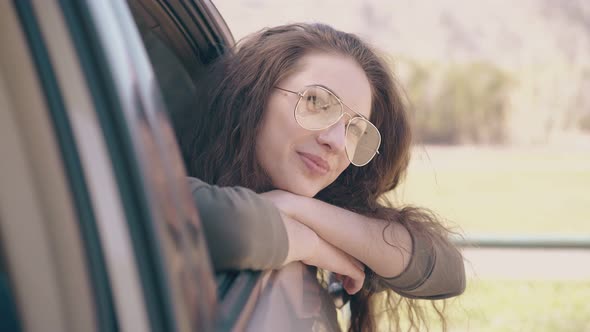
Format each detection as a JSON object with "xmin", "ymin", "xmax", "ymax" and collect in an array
[{"xmin": 281, "ymin": 213, "xmax": 365, "ymax": 295}]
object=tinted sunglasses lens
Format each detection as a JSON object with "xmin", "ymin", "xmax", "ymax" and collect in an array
[
  {"xmin": 345, "ymin": 118, "xmax": 381, "ymax": 166},
  {"xmin": 295, "ymin": 86, "xmax": 341, "ymax": 130}
]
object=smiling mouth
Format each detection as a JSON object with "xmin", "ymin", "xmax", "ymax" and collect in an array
[{"xmin": 297, "ymin": 152, "xmax": 330, "ymax": 175}]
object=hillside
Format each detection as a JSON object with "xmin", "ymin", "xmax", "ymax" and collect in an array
[{"xmin": 214, "ymin": 0, "xmax": 590, "ymax": 146}]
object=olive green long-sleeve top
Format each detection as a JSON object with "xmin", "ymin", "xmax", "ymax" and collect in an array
[{"xmin": 189, "ymin": 177, "xmax": 465, "ymax": 299}]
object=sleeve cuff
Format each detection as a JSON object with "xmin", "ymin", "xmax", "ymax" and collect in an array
[
  {"xmin": 379, "ymin": 227, "xmax": 436, "ymax": 292},
  {"xmin": 376, "ymin": 223, "xmax": 466, "ymax": 299}
]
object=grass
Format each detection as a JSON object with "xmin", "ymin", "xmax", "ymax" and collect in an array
[
  {"xmin": 389, "ymin": 146, "xmax": 590, "ymax": 235},
  {"xmin": 379, "ymin": 146, "xmax": 590, "ymax": 331},
  {"xmin": 438, "ymin": 279, "xmax": 590, "ymax": 332},
  {"xmin": 379, "ymin": 279, "xmax": 590, "ymax": 332}
]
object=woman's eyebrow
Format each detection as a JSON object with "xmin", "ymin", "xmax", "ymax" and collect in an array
[
  {"xmin": 310, "ymin": 83, "xmax": 370, "ymax": 119},
  {"xmin": 313, "ymin": 83, "xmax": 341, "ymax": 99}
]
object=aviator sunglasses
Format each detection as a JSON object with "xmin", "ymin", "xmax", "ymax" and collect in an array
[{"xmin": 275, "ymin": 85, "xmax": 381, "ymax": 166}]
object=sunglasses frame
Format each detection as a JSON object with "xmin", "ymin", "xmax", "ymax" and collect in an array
[{"xmin": 275, "ymin": 85, "xmax": 381, "ymax": 166}]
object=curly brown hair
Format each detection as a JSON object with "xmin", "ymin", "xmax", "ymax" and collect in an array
[{"xmin": 177, "ymin": 23, "xmax": 459, "ymax": 332}]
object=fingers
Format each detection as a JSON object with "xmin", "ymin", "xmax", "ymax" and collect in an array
[
  {"xmin": 303, "ymin": 237, "xmax": 365, "ymax": 294},
  {"xmin": 342, "ymin": 275, "xmax": 363, "ymax": 295},
  {"xmin": 281, "ymin": 214, "xmax": 319, "ymax": 264},
  {"xmin": 334, "ymin": 274, "xmax": 363, "ymax": 295},
  {"xmin": 348, "ymin": 255, "xmax": 365, "ymax": 272},
  {"xmin": 282, "ymin": 215, "xmax": 365, "ymax": 294},
  {"xmin": 316, "ymin": 237, "xmax": 364, "ymax": 280}
]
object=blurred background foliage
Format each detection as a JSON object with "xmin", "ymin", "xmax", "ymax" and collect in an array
[
  {"xmin": 397, "ymin": 58, "xmax": 590, "ymax": 146},
  {"xmin": 396, "ymin": 59, "xmax": 513, "ymax": 145}
]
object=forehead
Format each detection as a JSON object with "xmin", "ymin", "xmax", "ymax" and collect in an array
[{"xmin": 283, "ymin": 53, "xmax": 373, "ymax": 119}]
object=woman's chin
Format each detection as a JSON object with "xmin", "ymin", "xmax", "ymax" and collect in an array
[
  {"xmin": 287, "ymin": 186, "xmax": 318, "ymax": 198},
  {"xmin": 275, "ymin": 179, "xmax": 322, "ymax": 198}
]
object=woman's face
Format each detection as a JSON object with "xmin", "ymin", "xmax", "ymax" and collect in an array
[{"xmin": 256, "ymin": 52, "xmax": 373, "ymax": 197}]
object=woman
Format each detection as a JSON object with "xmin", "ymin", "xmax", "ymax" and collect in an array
[{"xmin": 175, "ymin": 23, "xmax": 465, "ymax": 331}]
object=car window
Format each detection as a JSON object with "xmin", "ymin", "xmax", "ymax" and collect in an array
[
  {"xmin": 126, "ymin": 0, "xmax": 221, "ymax": 143},
  {"xmin": 125, "ymin": 1, "xmax": 345, "ymax": 330}
]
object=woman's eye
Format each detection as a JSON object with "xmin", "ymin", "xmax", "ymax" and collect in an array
[
  {"xmin": 349, "ymin": 124, "xmax": 364, "ymax": 137},
  {"xmin": 306, "ymin": 95, "xmax": 329, "ymax": 111}
]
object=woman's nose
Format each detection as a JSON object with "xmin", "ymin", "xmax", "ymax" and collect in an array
[{"xmin": 316, "ymin": 118, "xmax": 347, "ymax": 152}]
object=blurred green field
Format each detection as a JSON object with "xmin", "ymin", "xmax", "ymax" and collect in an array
[
  {"xmin": 398, "ymin": 279, "xmax": 590, "ymax": 332},
  {"xmin": 390, "ymin": 146, "xmax": 590, "ymax": 234},
  {"xmin": 373, "ymin": 279, "xmax": 590, "ymax": 332},
  {"xmin": 458, "ymin": 279, "xmax": 590, "ymax": 332},
  {"xmin": 383, "ymin": 146, "xmax": 590, "ymax": 331}
]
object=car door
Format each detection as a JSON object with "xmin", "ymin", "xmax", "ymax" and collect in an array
[{"xmin": 1, "ymin": 0, "xmax": 216, "ymax": 331}]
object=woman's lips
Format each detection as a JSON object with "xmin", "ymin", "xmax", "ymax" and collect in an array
[{"xmin": 297, "ymin": 152, "xmax": 330, "ymax": 175}]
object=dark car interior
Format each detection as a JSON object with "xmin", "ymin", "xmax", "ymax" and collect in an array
[
  {"xmin": 127, "ymin": 0, "xmax": 226, "ymax": 133},
  {"xmin": 126, "ymin": 0, "xmax": 281, "ymax": 329}
]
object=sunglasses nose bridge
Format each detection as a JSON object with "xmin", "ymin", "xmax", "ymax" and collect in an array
[
  {"xmin": 326, "ymin": 113, "xmax": 347, "ymax": 133},
  {"xmin": 329, "ymin": 104, "xmax": 353, "ymax": 129},
  {"xmin": 341, "ymin": 111, "xmax": 353, "ymax": 122}
]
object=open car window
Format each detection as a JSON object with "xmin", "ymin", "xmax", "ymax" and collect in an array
[{"xmin": 126, "ymin": 0, "xmax": 343, "ymax": 330}]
